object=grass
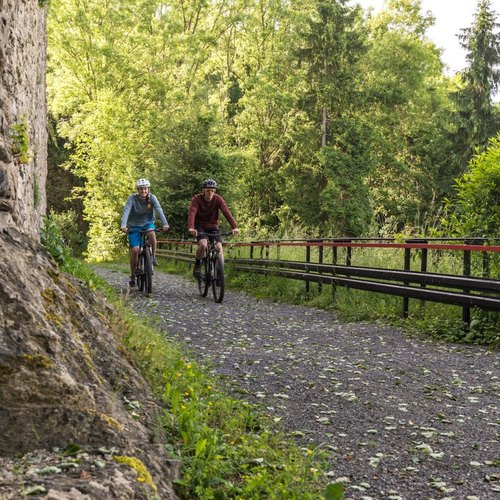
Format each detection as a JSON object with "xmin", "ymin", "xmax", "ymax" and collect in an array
[{"xmin": 65, "ymin": 258, "xmax": 337, "ymax": 499}]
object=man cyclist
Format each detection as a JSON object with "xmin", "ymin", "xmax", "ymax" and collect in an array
[
  {"xmin": 188, "ymin": 178, "xmax": 239, "ymax": 278},
  {"xmin": 121, "ymin": 178, "xmax": 169, "ymax": 287}
]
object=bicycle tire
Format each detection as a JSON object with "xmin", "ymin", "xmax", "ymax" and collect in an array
[
  {"xmin": 143, "ymin": 248, "xmax": 153, "ymax": 295},
  {"xmin": 137, "ymin": 253, "xmax": 145, "ymax": 292},
  {"xmin": 198, "ymin": 256, "xmax": 210, "ymax": 297},
  {"xmin": 211, "ymin": 253, "xmax": 225, "ymax": 303}
]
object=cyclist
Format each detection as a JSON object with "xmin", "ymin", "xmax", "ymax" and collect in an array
[
  {"xmin": 188, "ymin": 178, "xmax": 239, "ymax": 278},
  {"xmin": 121, "ymin": 178, "xmax": 169, "ymax": 287}
]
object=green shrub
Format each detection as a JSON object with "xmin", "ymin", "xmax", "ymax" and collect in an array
[{"xmin": 41, "ymin": 212, "xmax": 71, "ymax": 266}]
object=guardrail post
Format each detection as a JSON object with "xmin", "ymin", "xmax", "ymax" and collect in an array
[
  {"xmin": 332, "ymin": 244, "xmax": 337, "ymax": 301},
  {"xmin": 482, "ymin": 239, "xmax": 490, "ymax": 277},
  {"xmin": 250, "ymin": 242, "xmax": 254, "ymax": 259},
  {"xmin": 318, "ymin": 241, "xmax": 323, "ymax": 294},
  {"xmin": 306, "ymin": 241, "xmax": 311, "ymax": 295},
  {"xmin": 421, "ymin": 243, "xmax": 428, "ymax": 311},
  {"xmin": 345, "ymin": 240, "xmax": 352, "ymax": 290},
  {"xmin": 463, "ymin": 240, "xmax": 471, "ymax": 326},
  {"xmin": 403, "ymin": 244, "xmax": 411, "ymax": 318}
]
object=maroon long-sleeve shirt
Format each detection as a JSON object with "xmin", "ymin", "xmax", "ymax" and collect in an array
[{"xmin": 187, "ymin": 193, "xmax": 237, "ymax": 230}]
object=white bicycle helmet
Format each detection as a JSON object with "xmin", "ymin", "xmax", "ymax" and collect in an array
[
  {"xmin": 202, "ymin": 178, "xmax": 217, "ymax": 188},
  {"xmin": 136, "ymin": 178, "xmax": 151, "ymax": 188}
]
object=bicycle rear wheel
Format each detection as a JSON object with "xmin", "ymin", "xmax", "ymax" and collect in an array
[
  {"xmin": 211, "ymin": 254, "xmax": 225, "ymax": 303},
  {"xmin": 198, "ymin": 257, "xmax": 210, "ymax": 297},
  {"xmin": 142, "ymin": 248, "xmax": 153, "ymax": 294}
]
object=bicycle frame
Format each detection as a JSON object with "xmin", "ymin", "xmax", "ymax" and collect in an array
[
  {"xmin": 129, "ymin": 229, "xmax": 155, "ymax": 294},
  {"xmin": 196, "ymin": 231, "xmax": 231, "ymax": 303}
]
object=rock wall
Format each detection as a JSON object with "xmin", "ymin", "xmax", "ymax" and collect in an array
[
  {"xmin": 0, "ymin": 0, "xmax": 47, "ymax": 237},
  {"xmin": 0, "ymin": 228, "xmax": 178, "ymax": 498}
]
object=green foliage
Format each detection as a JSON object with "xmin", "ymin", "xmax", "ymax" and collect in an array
[
  {"xmin": 46, "ymin": 0, "xmax": 490, "ymax": 251},
  {"xmin": 41, "ymin": 211, "xmax": 72, "ymax": 266},
  {"xmin": 362, "ymin": 0, "xmax": 454, "ymax": 234},
  {"xmin": 408, "ymin": 310, "xmax": 500, "ymax": 346},
  {"xmin": 324, "ymin": 482, "xmax": 345, "ymax": 500},
  {"xmin": 41, "ymin": 211, "xmax": 97, "ymax": 285},
  {"xmin": 446, "ymin": 133, "xmax": 500, "ymax": 237},
  {"xmin": 317, "ymin": 142, "xmax": 373, "ymax": 237},
  {"xmin": 10, "ymin": 118, "xmax": 30, "ymax": 164}
]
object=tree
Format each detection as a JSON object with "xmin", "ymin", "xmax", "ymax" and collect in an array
[
  {"xmin": 360, "ymin": 0, "xmax": 454, "ymax": 234},
  {"xmin": 298, "ymin": 0, "xmax": 365, "ymax": 147},
  {"xmin": 452, "ymin": 0, "xmax": 500, "ymax": 168},
  {"xmin": 447, "ymin": 133, "xmax": 500, "ymax": 238},
  {"xmin": 278, "ymin": 0, "xmax": 373, "ymax": 237}
]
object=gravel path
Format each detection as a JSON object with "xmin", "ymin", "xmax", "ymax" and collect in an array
[{"xmin": 95, "ymin": 266, "xmax": 500, "ymax": 500}]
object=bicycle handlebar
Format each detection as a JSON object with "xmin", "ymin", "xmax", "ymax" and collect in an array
[
  {"xmin": 127, "ymin": 227, "xmax": 166, "ymax": 234},
  {"xmin": 194, "ymin": 230, "xmax": 234, "ymax": 238}
]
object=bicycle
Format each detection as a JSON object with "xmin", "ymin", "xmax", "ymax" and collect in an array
[
  {"xmin": 195, "ymin": 231, "xmax": 232, "ymax": 303},
  {"xmin": 128, "ymin": 228, "xmax": 160, "ymax": 295}
]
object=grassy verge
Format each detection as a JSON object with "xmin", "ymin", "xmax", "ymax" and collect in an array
[{"xmin": 63, "ymin": 258, "xmax": 341, "ymax": 499}]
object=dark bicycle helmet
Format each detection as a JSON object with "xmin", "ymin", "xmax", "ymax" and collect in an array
[{"xmin": 201, "ymin": 178, "xmax": 217, "ymax": 189}]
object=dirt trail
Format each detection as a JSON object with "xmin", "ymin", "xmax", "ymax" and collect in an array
[{"xmin": 96, "ymin": 266, "xmax": 500, "ymax": 500}]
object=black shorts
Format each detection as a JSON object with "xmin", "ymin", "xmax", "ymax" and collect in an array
[{"xmin": 196, "ymin": 228, "xmax": 222, "ymax": 243}]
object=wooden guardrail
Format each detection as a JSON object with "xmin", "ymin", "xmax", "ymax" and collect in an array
[{"xmin": 157, "ymin": 237, "xmax": 500, "ymax": 325}]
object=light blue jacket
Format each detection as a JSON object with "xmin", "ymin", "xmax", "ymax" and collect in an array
[{"xmin": 121, "ymin": 194, "xmax": 168, "ymax": 228}]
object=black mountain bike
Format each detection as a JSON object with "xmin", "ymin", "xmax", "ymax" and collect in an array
[
  {"xmin": 196, "ymin": 231, "xmax": 231, "ymax": 303},
  {"xmin": 129, "ymin": 229, "xmax": 158, "ymax": 295}
]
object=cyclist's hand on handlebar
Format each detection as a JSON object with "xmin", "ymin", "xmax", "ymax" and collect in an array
[
  {"xmin": 121, "ymin": 226, "xmax": 129, "ymax": 234},
  {"xmin": 232, "ymin": 228, "xmax": 240, "ymax": 236},
  {"xmin": 188, "ymin": 228, "xmax": 197, "ymax": 237},
  {"xmin": 162, "ymin": 224, "xmax": 169, "ymax": 232}
]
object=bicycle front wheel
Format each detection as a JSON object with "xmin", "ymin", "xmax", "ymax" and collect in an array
[
  {"xmin": 211, "ymin": 254, "xmax": 225, "ymax": 303},
  {"xmin": 198, "ymin": 257, "xmax": 210, "ymax": 297},
  {"xmin": 142, "ymin": 249, "xmax": 153, "ymax": 295},
  {"xmin": 137, "ymin": 253, "xmax": 145, "ymax": 292}
]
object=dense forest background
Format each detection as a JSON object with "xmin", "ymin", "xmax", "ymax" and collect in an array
[{"xmin": 46, "ymin": 0, "xmax": 500, "ymax": 261}]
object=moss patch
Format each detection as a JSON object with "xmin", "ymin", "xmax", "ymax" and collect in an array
[
  {"xmin": 99, "ymin": 413, "xmax": 124, "ymax": 432},
  {"xmin": 113, "ymin": 456, "xmax": 157, "ymax": 491},
  {"xmin": 18, "ymin": 354, "xmax": 53, "ymax": 370}
]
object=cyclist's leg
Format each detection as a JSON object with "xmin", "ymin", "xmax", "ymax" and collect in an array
[
  {"xmin": 147, "ymin": 229, "xmax": 156, "ymax": 255},
  {"xmin": 145, "ymin": 228, "xmax": 158, "ymax": 265},
  {"xmin": 215, "ymin": 241, "xmax": 223, "ymax": 262},
  {"xmin": 127, "ymin": 229, "xmax": 142, "ymax": 286},
  {"xmin": 193, "ymin": 230, "xmax": 208, "ymax": 278},
  {"xmin": 196, "ymin": 239, "xmax": 207, "ymax": 260},
  {"xmin": 213, "ymin": 229, "xmax": 223, "ymax": 262}
]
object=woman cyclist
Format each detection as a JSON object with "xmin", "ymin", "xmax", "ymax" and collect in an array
[{"xmin": 121, "ymin": 178, "xmax": 169, "ymax": 287}]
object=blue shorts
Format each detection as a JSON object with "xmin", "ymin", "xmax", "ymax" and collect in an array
[{"xmin": 128, "ymin": 223, "xmax": 155, "ymax": 248}]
